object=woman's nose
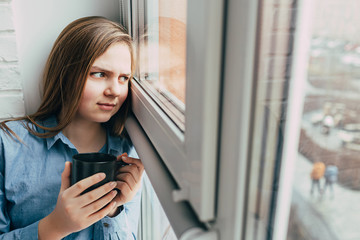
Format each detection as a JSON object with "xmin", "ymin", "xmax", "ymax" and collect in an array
[{"xmin": 104, "ymin": 77, "xmax": 121, "ymax": 96}]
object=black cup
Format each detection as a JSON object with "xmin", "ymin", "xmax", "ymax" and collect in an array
[{"xmin": 71, "ymin": 153, "xmax": 127, "ymax": 194}]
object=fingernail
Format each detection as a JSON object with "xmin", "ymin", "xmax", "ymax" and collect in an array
[
  {"xmin": 110, "ymin": 181, "xmax": 117, "ymax": 187},
  {"xmin": 99, "ymin": 173, "xmax": 106, "ymax": 179}
]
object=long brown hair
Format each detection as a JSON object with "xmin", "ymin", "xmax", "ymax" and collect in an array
[{"xmin": 0, "ymin": 16, "xmax": 134, "ymax": 139}]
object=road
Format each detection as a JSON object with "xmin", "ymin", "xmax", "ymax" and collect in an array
[{"xmin": 291, "ymin": 154, "xmax": 360, "ymax": 240}]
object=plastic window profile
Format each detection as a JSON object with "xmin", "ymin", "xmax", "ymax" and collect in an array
[{"xmin": 125, "ymin": 114, "xmax": 218, "ymax": 240}]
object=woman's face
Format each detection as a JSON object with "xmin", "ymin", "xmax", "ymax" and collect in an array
[{"xmin": 75, "ymin": 42, "xmax": 131, "ymax": 124}]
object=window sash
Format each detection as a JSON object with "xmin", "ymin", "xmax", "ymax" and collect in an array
[{"xmin": 127, "ymin": 0, "xmax": 224, "ymax": 221}]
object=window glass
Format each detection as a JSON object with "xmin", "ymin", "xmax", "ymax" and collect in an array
[
  {"xmin": 243, "ymin": 0, "xmax": 360, "ymax": 239},
  {"xmin": 138, "ymin": 0, "xmax": 187, "ymax": 131},
  {"xmin": 243, "ymin": 0, "xmax": 297, "ymax": 237},
  {"xmin": 287, "ymin": 0, "xmax": 360, "ymax": 239}
]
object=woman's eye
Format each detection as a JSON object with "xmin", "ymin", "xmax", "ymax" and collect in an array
[
  {"xmin": 119, "ymin": 76, "xmax": 129, "ymax": 82},
  {"xmin": 91, "ymin": 72, "xmax": 105, "ymax": 78}
]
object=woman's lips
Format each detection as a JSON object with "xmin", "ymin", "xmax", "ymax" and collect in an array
[{"xmin": 97, "ymin": 103, "xmax": 116, "ymax": 111}]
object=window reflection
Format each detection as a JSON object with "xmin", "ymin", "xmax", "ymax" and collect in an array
[
  {"xmin": 158, "ymin": 17, "xmax": 186, "ymax": 103},
  {"xmin": 138, "ymin": 0, "xmax": 187, "ymax": 131}
]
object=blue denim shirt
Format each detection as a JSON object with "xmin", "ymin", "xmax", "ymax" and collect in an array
[{"xmin": 0, "ymin": 116, "xmax": 141, "ymax": 240}]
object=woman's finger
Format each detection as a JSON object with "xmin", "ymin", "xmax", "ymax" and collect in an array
[
  {"xmin": 117, "ymin": 164, "xmax": 141, "ymax": 183},
  {"xmin": 79, "ymin": 181, "xmax": 117, "ymax": 206},
  {"xmin": 88, "ymin": 200, "xmax": 118, "ymax": 223},
  {"xmin": 113, "ymin": 181, "xmax": 132, "ymax": 202},
  {"xmin": 60, "ymin": 161, "xmax": 72, "ymax": 192},
  {"xmin": 116, "ymin": 172, "xmax": 136, "ymax": 190},
  {"xmin": 68, "ymin": 173, "xmax": 107, "ymax": 197},
  {"xmin": 121, "ymin": 156, "xmax": 144, "ymax": 172},
  {"xmin": 82, "ymin": 190, "xmax": 117, "ymax": 214},
  {"xmin": 116, "ymin": 152, "xmax": 128, "ymax": 161}
]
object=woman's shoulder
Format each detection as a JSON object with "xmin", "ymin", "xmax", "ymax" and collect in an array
[
  {"xmin": 0, "ymin": 119, "xmax": 31, "ymax": 141},
  {"xmin": 1, "ymin": 119, "xmax": 28, "ymax": 132}
]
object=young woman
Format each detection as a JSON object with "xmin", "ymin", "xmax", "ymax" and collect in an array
[{"xmin": 0, "ymin": 16, "xmax": 144, "ymax": 239}]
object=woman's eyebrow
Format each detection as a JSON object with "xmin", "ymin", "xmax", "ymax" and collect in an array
[
  {"xmin": 90, "ymin": 66, "xmax": 131, "ymax": 76},
  {"xmin": 90, "ymin": 66, "xmax": 109, "ymax": 72}
]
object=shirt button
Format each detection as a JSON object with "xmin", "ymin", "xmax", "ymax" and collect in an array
[{"xmin": 103, "ymin": 223, "xmax": 110, "ymax": 228}]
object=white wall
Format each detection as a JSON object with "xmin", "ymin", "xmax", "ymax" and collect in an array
[
  {"xmin": 0, "ymin": 0, "xmax": 24, "ymax": 120},
  {"xmin": 12, "ymin": 0, "xmax": 120, "ymax": 114}
]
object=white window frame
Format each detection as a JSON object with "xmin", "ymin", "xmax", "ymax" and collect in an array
[
  {"xmin": 121, "ymin": 0, "xmax": 309, "ymax": 239},
  {"xmin": 211, "ymin": 0, "xmax": 259, "ymax": 238},
  {"xmin": 124, "ymin": 0, "xmax": 224, "ymax": 222},
  {"xmin": 272, "ymin": 0, "xmax": 314, "ymax": 239}
]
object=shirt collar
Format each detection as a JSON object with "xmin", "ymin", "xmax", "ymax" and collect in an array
[
  {"xmin": 106, "ymin": 129, "xmax": 123, "ymax": 156},
  {"xmin": 43, "ymin": 115, "xmax": 120, "ymax": 154},
  {"xmin": 42, "ymin": 116, "xmax": 75, "ymax": 150}
]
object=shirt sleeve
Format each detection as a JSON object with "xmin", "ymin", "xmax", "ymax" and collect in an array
[
  {"xmin": 0, "ymin": 220, "xmax": 39, "ymax": 240},
  {"xmin": 93, "ymin": 187, "xmax": 142, "ymax": 240},
  {"xmin": 0, "ymin": 135, "xmax": 39, "ymax": 240}
]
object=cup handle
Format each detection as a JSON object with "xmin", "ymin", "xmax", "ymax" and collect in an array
[
  {"xmin": 116, "ymin": 160, "xmax": 129, "ymax": 168},
  {"xmin": 115, "ymin": 160, "xmax": 129, "ymax": 177}
]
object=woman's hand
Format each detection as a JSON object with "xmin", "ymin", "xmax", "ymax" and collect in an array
[
  {"xmin": 38, "ymin": 161, "xmax": 118, "ymax": 240},
  {"xmin": 107, "ymin": 153, "xmax": 144, "ymax": 217}
]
